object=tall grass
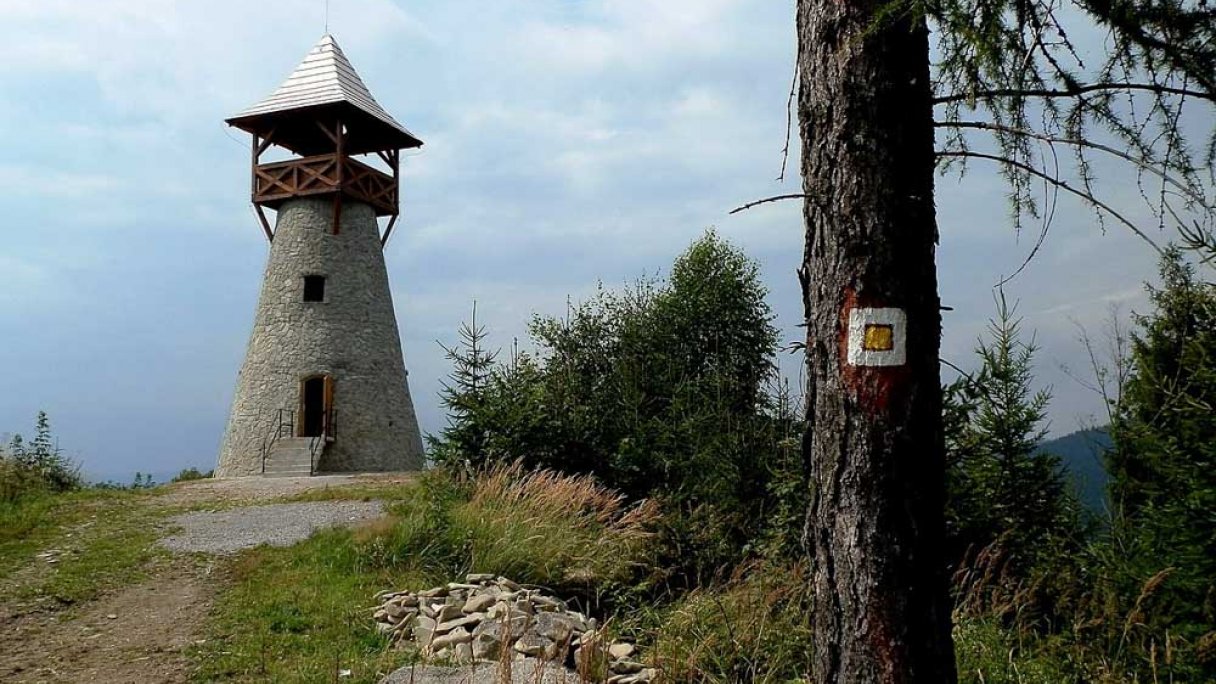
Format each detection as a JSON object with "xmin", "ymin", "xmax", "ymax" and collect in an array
[
  {"xmin": 644, "ymin": 563, "xmax": 814, "ymax": 683},
  {"xmin": 455, "ymin": 462, "xmax": 660, "ymax": 586},
  {"xmin": 356, "ymin": 463, "xmax": 659, "ymax": 591}
]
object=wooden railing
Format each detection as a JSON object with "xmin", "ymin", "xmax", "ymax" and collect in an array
[{"xmin": 253, "ymin": 153, "xmax": 397, "ymax": 216}]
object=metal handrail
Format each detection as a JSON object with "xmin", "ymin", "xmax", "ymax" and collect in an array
[
  {"xmin": 308, "ymin": 409, "xmax": 337, "ymax": 475},
  {"xmin": 259, "ymin": 408, "xmax": 295, "ymax": 474}
]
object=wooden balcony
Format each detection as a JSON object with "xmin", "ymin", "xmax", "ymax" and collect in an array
[{"xmin": 253, "ymin": 153, "xmax": 397, "ymax": 217}]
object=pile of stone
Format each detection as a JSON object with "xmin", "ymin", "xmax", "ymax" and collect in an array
[{"xmin": 372, "ymin": 574, "xmax": 656, "ymax": 683}]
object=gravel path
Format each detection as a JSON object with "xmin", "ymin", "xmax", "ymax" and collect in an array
[{"xmin": 159, "ymin": 501, "xmax": 386, "ymax": 554}]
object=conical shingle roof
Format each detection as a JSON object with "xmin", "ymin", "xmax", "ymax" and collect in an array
[{"xmin": 227, "ymin": 35, "xmax": 422, "ymax": 154}]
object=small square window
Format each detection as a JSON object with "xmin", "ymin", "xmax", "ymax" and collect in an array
[{"xmin": 303, "ymin": 275, "xmax": 326, "ymax": 302}]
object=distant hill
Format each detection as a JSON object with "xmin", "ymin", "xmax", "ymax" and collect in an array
[{"xmin": 1039, "ymin": 427, "xmax": 1112, "ymax": 515}]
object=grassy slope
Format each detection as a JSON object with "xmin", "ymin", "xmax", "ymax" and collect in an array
[{"xmin": 0, "ymin": 488, "xmax": 168, "ymax": 608}]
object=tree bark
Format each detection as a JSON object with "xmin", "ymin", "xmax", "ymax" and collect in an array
[{"xmin": 797, "ymin": 0, "xmax": 957, "ymax": 681}]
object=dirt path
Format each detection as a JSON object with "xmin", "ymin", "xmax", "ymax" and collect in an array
[
  {"xmin": 2, "ymin": 558, "xmax": 214, "ymax": 683},
  {"xmin": 0, "ymin": 474, "xmax": 410, "ymax": 683}
]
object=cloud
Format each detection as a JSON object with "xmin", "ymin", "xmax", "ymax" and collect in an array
[{"xmin": 0, "ymin": 0, "xmax": 1185, "ymax": 482}]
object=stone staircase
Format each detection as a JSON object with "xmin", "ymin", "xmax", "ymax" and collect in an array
[{"xmin": 262, "ymin": 437, "xmax": 315, "ymax": 477}]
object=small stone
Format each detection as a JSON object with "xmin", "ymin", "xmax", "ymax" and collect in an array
[
  {"xmin": 106, "ymin": 614, "xmax": 117, "ymax": 620},
  {"xmin": 608, "ymin": 642, "xmax": 636, "ymax": 660},
  {"xmin": 463, "ymin": 593, "xmax": 496, "ymax": 614},
  {"xmin": 638, "ymin": 668, "xmax": 657, "ymax": 682},
  {"xmin": 436, "ymin": 615, "xmax": 480, "ymax": 633},
  {"xmin": 611, "ymin": 660, "xmax": 645, "ymax": 675},
  {"xmin": 534, "ymin": 611, "xmax": 575, "ymax": 644},
  {"xmin": 414, "ymin": 615, "xmax": 437, "ymax": 647},
  {"xmin": 436, "ymin": 604, "xmax": 463, "ymax": 623},
  {"xmin": 564, "ymin": 612, "xmax": 589, "ymax": 633},
  {"xmin": 513, "ymin": 631, "xmax": 550, "ymax": 657},
  {"xmin": 431, "ymin": 626, "xmax": 472, "ymax": 651},
  {"xmin": 393, "ymin": 610, "xmax": 417, "ymax": 628},
  {"xmin": 472, "ymin": 630, "xmax": 501, "ymax": 660}
]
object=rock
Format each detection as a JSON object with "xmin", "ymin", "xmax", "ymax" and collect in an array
[
  {"xmin": 414, "ymin": 615, "xmax": 437, "ymax": 647},
  {"xmin": 639, "ymin": 668, "xmax": 657, "ymax": 682},
  {"xmin": 462, "ymin": 593, "xmax": 496, "ymax": 614},
  {"xmin": 608, "ymin": 642, "xmax": 636, "ymax": 660},
  {"xmin": 455, "ymin": 641, "xmax": 474, "ymax": 662},
  {"xmin": 534, "ymin": 611, "xmax": 575, "ymax": 644},
  {"xmin": 389, "ymin": 594, "xmax": 419, "ymax": 608},
  {"xmin": 373, "ymin": 608, "xmax": 388, "ymax": 621},
  {"xmin": 472, "ymin": 627, "xmax": 502, "ymax": 660},
  {"xmin": 565, "ymin": 612, "xmax": 589, "ymax": 633},
  {"xmin": 393, "ymin": 611, "xmax": 417, "ymax": 628},
  {"xmin": 466, "ymin": 573, "xmax": 495, "ymax": 583},
  {"xmin": 611, "ymin": 660, "xmax": 645, "ymax": 675},
  {"xmin": 418, "ymin": 587, "xmax": 449, "ymax": 598},
  {"xmin": 435, "ymin": 604, "xmax": 463, "ymax": 623},
  {"xmin": 496, "ymin": 577, "xmax": 520, "ymax": 591},
  {"xmin": 376, "ymin": 621, "xmax": 396, "ymax": 634},
  {"xmin": 513, "ymin": 631, "xmax": 551, "ymax": 657},
  {"xmin": 532, "ymin": 595, "xmax": 567, "ymax": 611},
  {"xmin": 448, "ymin": 582, "xmax": 481, "ymax": 591},
  {"xmin": 385, "ymin": 603, "xmax": 410, "ymax": 620},
  {"xmin": 436, "ymin": 615, "xmax": 480, "ymax": 633},
  {"xmin": 431, "ymin": 626, "xmax": 472, "ymax": 651}
]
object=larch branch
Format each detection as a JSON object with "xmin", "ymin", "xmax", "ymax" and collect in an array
[{"xmin": 936, "ymin": 149, "xmax": 1165, "ymax": 254}]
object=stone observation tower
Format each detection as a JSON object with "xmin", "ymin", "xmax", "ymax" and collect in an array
[{"xmin": 216, "ymin": 35, "xmax": 426, "ymax": 477}]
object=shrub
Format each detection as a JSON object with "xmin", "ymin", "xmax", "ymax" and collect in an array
[
  {"xmin": 428, "ymin": 232, "xmax": 803, "ymax": 581},
  {"xmin": 171, "ymin": 467, "xmax": 213, "ymax": 482},
  {"xmin": 1, "ymin": 411, "xmax": 79, "ymax": 501}
]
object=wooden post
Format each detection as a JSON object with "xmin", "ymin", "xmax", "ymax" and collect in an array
[{"xmin": 333, "ymin": 119, "xmax": 344, "ymax": 235}]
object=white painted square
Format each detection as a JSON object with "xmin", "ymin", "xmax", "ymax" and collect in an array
[{"xmin": 847, "ymin": 307, "xmax": 907, "ymax": 367}]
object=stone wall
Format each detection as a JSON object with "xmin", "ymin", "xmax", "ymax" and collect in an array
[{"xmin": 215, "ymin": 197, "xmax": 425, "ymax": 476}]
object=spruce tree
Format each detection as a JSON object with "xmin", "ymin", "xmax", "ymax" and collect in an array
[
  {"xmin": 1107, "ymin": 247, "xmax": 1216, "ymax": 656},
  {"xmin": 945, "ymin": 295, "xmax": 1075, "ymax": 570},
  {"xmin": 430, "ymin": 304, "xmax": 499, "ymax": 469}
]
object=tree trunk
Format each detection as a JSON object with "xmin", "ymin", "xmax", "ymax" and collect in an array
[{"xmin": 796, "ymin": 0, "xmax": 957, "ymax": 681}]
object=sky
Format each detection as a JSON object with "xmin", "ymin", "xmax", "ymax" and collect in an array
[{"xmin": 0, "ymin": 0, "xmax": 1204, "ymax": 482}]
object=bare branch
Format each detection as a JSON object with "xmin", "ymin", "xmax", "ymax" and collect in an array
[
  {"xmin": 729, "ymin": 194, "xmax": 809, "ymax": 215},
  {"xmin": 778, "ymin": 63, "xmax": 800, "ymax": 182},
  {"xmin": 936, "ymin": 149, "xmax": 1165, "ymax": 254},
  {"xmin": 933, "ymin": 82, "xmax": 1213, "ymax": 105}
]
